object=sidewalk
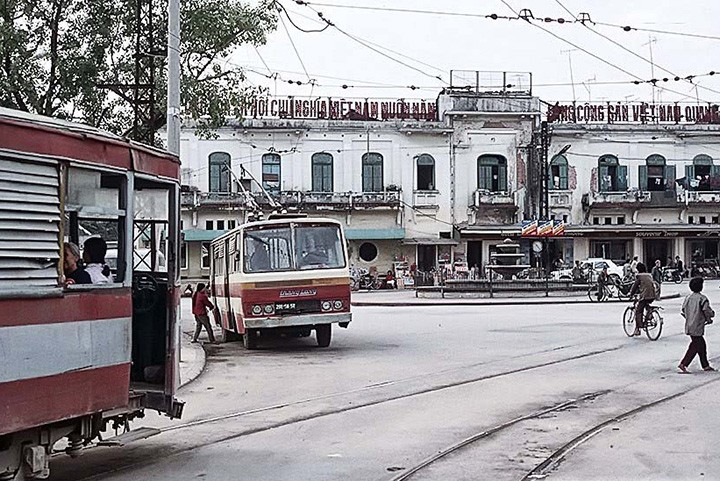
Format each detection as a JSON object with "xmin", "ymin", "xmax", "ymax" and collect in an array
[
  {"xmin": 178, "ymin": 297, "xmax": 213, "ymax": 387},
  {"xmin": 349, "ymin": 281, "xmax": 699, "ymax": 307}
]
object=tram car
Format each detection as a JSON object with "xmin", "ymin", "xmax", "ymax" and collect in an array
[
  {"xmin": 0, "ymin": 108, "xmax": 183, "ymax": 480},
  {"xmin": 210, "ymin": 215, "xmax": 352, "ymax": 348}
]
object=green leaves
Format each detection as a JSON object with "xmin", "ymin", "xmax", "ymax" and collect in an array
[{"xmin": 0, "ymin": 0, "xmax": 277, "ymax": 141}]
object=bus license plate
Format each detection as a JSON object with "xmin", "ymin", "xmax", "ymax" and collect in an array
[{"xmin": 275, "ymin": 302, "xmax": 297, "ymax": 313}]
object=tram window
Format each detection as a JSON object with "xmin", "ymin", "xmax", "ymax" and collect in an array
[
  {"xmin": 201, "ymin": 242, "xmax": 211, "ymax": 269},
  {"xmin": 65, "ymin": 168, "xmax": 126, "ymax": 285}
]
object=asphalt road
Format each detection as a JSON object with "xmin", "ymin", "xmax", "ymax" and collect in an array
[{"xmin": 47, "ymin": 281, "xmax": 720, "ymax": 481}]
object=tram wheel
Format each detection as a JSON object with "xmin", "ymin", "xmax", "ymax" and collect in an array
[
  {"xmin": 243, "ymin": 329, "xmax": 259, "ymax": 349},
  {"xmin": 316, "ymin": 324, "xmax": 332, "ymax": 347}
]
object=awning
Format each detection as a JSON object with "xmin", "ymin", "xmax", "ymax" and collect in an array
[
  {"xmin": 458, "ymin": 225, "xmax": 522, "ymax": 237},
  {"xmin": 182, "ymin": 229, "xmax": 227, "ymax": 242},
  {"xmin": 402, "ymin": 237, "xmax": 458, "ymax": 245},
  {"xmin": 345, "ymin": 228, "xmax": 405, "ymax": 240}
]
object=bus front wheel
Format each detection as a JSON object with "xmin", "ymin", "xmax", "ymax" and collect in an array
[
  {"xmin": 316, "ymin": 324, "xmax": 331, "ymax": 347},
  {"xmin": 243, "ymin": 329, "xmax": 259, "ymax": 349}
]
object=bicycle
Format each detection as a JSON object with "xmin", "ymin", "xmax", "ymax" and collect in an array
[
  {"xmin": 587, "ymin": 282, "xmax": 608, "ymax": 302},
  {"xmin": 622, "ymin": 298, "xmax": 664, "ymax": 341}
]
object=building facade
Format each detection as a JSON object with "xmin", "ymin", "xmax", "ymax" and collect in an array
[{"xmin": 176, "ymin": 73, "xmax": 720, "ymax": 288}]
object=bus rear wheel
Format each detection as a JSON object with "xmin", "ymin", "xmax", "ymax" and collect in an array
[
  {"xmin": 243, "ymin": 329, "xmax": 259, "ymax": 349},
  {"xmin": 316, "ymin": 324, "xmax": 331, "ymax": 347}
]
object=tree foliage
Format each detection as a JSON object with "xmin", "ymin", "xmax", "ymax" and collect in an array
[{"xmin": 0, "ymin": 0, "xmax": 277, "ymax": 138}]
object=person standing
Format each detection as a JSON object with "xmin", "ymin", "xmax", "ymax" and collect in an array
[
  {"xmin": 678, "ymin": 277, "xmax": 715, "ymax": 373},
  {"xmin": 630, "ymin": 256, "xmax": 639, "ymax": 275},
  {"xmin": 596, "ymin": 266, "xmax": 610, "ymax": 301},
  {"xmin": 622, "ymin": 258, "xmax": 634, "ymax": 281},
  {"xmin": 629, "ymin": 263, "xmax": 656, "ymax": 337},
  {"xmin": 651, "ymin": 259, "xmax": 663, "ymax": 295},
  {"xmin": 191, "ymin": 283, "xmax": 216, "ymax": 343},
  {"xmin": 675, "ymin": 255, "xmax": 685, "ymax": 278}
]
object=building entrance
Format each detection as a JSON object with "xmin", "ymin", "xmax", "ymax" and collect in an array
[
  {"xmin": 644, "ymin": 239, "xmax": 672, "ymax": 267},
  {"xmin": 417, "ymin": 245, "xmax": 437, "ymax": 272},
  {"xmin": 467, "ymin": 241, "xmax": 483, "ymax": 271}
]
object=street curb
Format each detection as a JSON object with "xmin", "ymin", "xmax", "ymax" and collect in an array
[
  {"xmin": 350, "ymin": 292, "xmax": 681, "ymax": 307},
  {"xmin": 179, "ymin": 332, "xmax": 207, "ymax": 388}
]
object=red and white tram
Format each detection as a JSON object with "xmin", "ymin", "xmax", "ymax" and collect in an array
[
  {"xmin": 210, "ymin": 215, "xmax": 352, "ymax": 349},
  {"xmin": 0, "ymin": 108, "xmax": 183, "ymax": 479}
]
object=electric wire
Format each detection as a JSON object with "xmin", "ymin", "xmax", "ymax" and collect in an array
[{"xmin": 279, "ymin": 14, "xmax": 313, "ymax": 83}]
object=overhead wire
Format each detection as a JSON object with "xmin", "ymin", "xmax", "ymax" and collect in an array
[
  {"xmin": 553, "ymin": 0, "xmax": 720, "ymax": 97},
  {"xmin": 278, "ymin": 14, "xmax": 313, "ymax": 83},
  {"xmin": 498, "ymin": 0, "xmax": 710, "ymax": 102}
]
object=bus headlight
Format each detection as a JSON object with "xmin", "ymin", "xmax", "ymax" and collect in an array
[
  {"xmin": 264, "ymin": 304, "xmax": 274, "ymax": 314},
  {"xmin": 321, "ymin": 301, "xmax": 332, "ymax": 311},
  {"xmin": 333, "ymin": 300, "xmax": 343, "ymax": 310},
  {"xmin": 252, "ymin": 305, "xmax": 262, "ymax": 316}
]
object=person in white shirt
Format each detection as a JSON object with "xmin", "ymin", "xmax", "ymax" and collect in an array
[{"xmin": 83, "ymin": 237, "xmax": 113, "ymax": 284}]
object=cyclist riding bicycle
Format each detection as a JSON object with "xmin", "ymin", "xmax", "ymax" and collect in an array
[{"xmin": 628, "ymin": 262, "xmax": 658, "ymax": 337}]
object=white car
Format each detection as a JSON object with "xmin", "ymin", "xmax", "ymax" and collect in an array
[{"xmin": 551, "ymin": 258, "xmax": 624, "ymax": 281}]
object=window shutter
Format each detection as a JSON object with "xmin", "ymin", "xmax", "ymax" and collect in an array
[
  {"xmin": 639, "ymin": 165, "xmax": 648, "ymax": 191},
  {"xmin": 617, "ymin": 165, "xmax": 628, "ymax": 191},
  {"xmin": 559, "ymin": 163, "xmax": 568, "ymax": 190},
  {"xmin": 599, "ymin": 165, "xmax": 610, "ymax": 191},
  {"xmin": 686, "ymin": 165, "xmax": 694, "ymax": 182},
  {"xmin": 498, "ymin": 164, "xmax": 507, "ymax": 192},
  {"xmin": 478, "ymin": 165, "xmax": 489, "ymax": 190},
  {"xmin": 0, "ymin": 158, "xmax": 61, "ymax": 289},
  {"xmin": 666, "ymin": 165, "xmax": 676, "ymax": 190}
]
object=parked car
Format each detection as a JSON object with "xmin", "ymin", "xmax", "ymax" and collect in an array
[{"xmin": 551, "ymin": 258, "xmax": 624, "ymax": 282}]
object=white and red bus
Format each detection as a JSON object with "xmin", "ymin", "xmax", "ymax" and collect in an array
[
  {"xmin": 210, "ymin": 215, "xmax": 351, "ymax": 349},
  {"xmin": 0, "ymin": 107, "xmax": 183, "ymax": 479}
]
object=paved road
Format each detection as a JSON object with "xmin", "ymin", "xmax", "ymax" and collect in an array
[{"xmin": 47, "ymin": 281, "xmax": 720, "ymax": 480}]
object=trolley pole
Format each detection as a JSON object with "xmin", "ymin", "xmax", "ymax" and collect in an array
[{"xmin": 166, "ymin": 0, "xmax": 181, "ymax": 155}]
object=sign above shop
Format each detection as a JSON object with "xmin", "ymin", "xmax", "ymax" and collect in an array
[
  {"xmin": 547, "ymin": 102, "xmax": 720, "ymax": 125},
  {"xmin": 522, "ymin": 220, "xmax": 565, "ymax": 237},
  {"xmin": 242, "ymin": 96, "xmax": 438, "ymax": 121}
]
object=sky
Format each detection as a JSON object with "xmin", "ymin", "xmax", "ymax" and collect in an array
[{"xmin": 230, "ymin": 0, "xmax": 720, "ymax": 105}]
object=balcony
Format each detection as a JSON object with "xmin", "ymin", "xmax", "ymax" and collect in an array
[
  {"xmin": 678, "ymin": 190, "xmax": 720, "ymax": 203},
  {"xmin": 413, "ymin": 190, "xmax": 440, "ymax": 208},
  {"xmin": 549, "ymin": 191, "xmax": 572, "ymax": 208},
  {"xmin": 253, "ymin": 191, "xmax": 402, "ymax": 210},
  {"xmin": 471, "ymin": 189, "xmax": 516, "ymax": 209},
  {"xmin": 587, "ymin": 190, "xmax": 651, "ymax": 208}
]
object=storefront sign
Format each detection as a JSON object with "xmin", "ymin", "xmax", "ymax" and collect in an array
[
  {"xmin": 242, "ymin": 97, "xmax": 438, "ymax": 121},
  {"xmin": 635, "ymin": 231, "xmax": 679, "ymax": 237},
  {"xmin": 547, "ymin": 102, "xmax": 720, "ymax": 124}
]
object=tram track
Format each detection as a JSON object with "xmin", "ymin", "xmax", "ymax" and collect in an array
[
  {"xmin": 383, "ymin": 357, "xmax": 720, "ymax": 481},
  {"xmin": 66, "ymin": 341, "xmax": 630, "ymax": 481}
]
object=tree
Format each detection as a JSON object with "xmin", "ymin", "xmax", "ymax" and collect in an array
[{"xmin": 0, "ymin": 0, "xmax": 277, "ymax": 140}]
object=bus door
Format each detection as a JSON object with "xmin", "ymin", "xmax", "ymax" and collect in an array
[{"xmin": 128, "ymin": 175, "xmax": 183, "ymax": 418}]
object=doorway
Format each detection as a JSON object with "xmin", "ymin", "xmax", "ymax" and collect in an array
[
  {"xmin": 467, "ymin": 241, "xmax": 482, "ymax": 271},
  {"xmin": 644, "ymin": 239, "xmax": 671, "ymax": 267},
  {"xmin": 417, "ymin": 244, "xmax": 437, "ymax": 272}
]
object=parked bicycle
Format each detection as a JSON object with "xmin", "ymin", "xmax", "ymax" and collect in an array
[
  {"xmin": 588, "ymin": 277, "xmax": 633, "ymax": 302},
  {"xmin": 622, "ymin": 298, "xmax": 664, "ymax": 340}
]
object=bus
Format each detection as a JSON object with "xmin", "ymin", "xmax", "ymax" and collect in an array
[
  {"xmin": 0, "ymin": 107, "xmax": 183, "ymax": 480},
  {"xmin": 210, "ymin": 216, "xmax": 352, "ymax": 349}
]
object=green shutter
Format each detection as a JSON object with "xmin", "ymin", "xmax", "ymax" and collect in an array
[
  {"xmin": 559, "ymin": 163, "xmax": 568, "ymax": 190},
  {"xmin": 599, "ymin": 165, "xmax": 609, "ymax": 191},
  {"xmin": 686, "ymin": 164, "xmax": 694, "ymax": 182},
  {"xmin": 478, "ymin": 165, "xmax": 491, "ymax": 190},
  {"xmin": 617, "ymin": 165, "xmax": 628, "ymax": 191},
  {"xmin": 498, "ymin": 164, "xmax": 507, "ymax": 192},
  {"xmin": 666, "ymin": 165, "xmax": 676, "ymax": 191},
  {"xmin": 639, "ymin": 165, "xmax": 648, "ymax": 191}
]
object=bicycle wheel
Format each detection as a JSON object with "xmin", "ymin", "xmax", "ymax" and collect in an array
[
  {"xmin": 645, "ymin": 310, "xmax": 663, "ymax": 341},
  {"xmin": 622, "ymin": 306, "xmax": 636, "ymax": 337},
  {"xmin": 588, "ymin": 285, "xmax": 602, "ymax": 302}
]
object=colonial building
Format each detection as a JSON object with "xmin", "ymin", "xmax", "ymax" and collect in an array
[{"xmin": 176, "ymin": 71, "xmax": 720, "ymax": 288}]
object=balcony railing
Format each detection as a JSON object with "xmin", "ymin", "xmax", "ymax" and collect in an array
[
  {"xmin": 678, "ymin": 190, "xmax": 720, "ymax": 203},
  {"xmin": 254, "ymin": 190, "xmax": 402, "ymax": 209},
  {"xmin": 589, "ymin": 190, "xmax": 651, "ymax": 206},
  {"xmin": 413, "ymin": 190, "xmax": 440, "ymax": 208},
  {"xmin": 471, "ymin": 189, "xmax": 516, "ymax": 208},
  {"xmin": 181, "ymin": 191, "xmax": 254, "ymax": 208},
  {"xmin": 549, "ymin": 191, "xmax": 572, "ymax": 208}
]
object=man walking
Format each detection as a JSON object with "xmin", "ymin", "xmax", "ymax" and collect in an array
[{"xmin": 192, "ymin": 282, "xmax": 216, "ymax": 343}]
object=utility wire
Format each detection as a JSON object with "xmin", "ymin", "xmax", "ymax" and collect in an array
[
  {"xmin": 274, "ymin": 0, "xmax": 329, "ymax": 33},
  {"xmin": 553, "ymin": 0, "xmax": 720, "ymax": 97},
  {"xmin": 279, "ymin": 14, "xmax": 313, "ymax": 82},
  {"xmin": 499, "ymin": 0, "xmax": 708, "ymax": 102}
]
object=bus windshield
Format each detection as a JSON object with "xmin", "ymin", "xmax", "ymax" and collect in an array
[{"xmin": 243, "ymin": 223, "xmax": 345, "ymax": 273}]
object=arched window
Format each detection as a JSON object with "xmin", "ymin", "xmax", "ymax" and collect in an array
[
  {"xmin": 690, "ymin": 154, "xmax": 716, "ymax": 191},
  {"xmin": 362, "ymin": 152, "xmax": 383, "ymax": 192},
  {"xmin": 262, "ymin": 153, "xmax": 281, "ymax": 194},
  {"xmin": 477, "ymin": 155, "xmax": 507, "ymax": 193},
  {"xmin": 311, "ymin": 152, "xmax": 333, "ymax": 192},
  {"xmin": 597, "ymin": 154, "xmax": 627, "ymax": 192},
  {"xmin": 416, "ymin": 154, "xmax": 435, "ymax": 191},
  {"xmin": 549, "ymin": 155, "xmax": 568, "ymax": 190},
  {"xmin": 640, "ymin": 154, "xmax": 673, "ymax": 192},
  {"xmin": 209, "ymin": 152, "xmax": 231, "ymax": 193}
]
